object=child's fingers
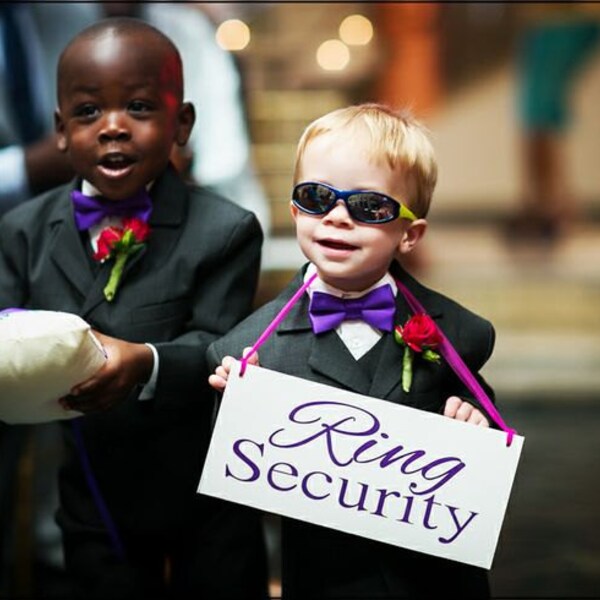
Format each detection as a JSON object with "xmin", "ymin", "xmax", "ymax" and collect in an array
[
  {"xmin": 455, "ymin": 402, "xmax": 474, "ymax": 422},
  {"xmin": 209, "ymin": 351, "xmax": 260, "ymax": 392},
  {"xmin": 242, "ymin": 347, "xmax": 260, "ymax": 366},
  {"xmin": 222, "ymin": 355, "xmax": 236, "ymax": 371},
  {"xmin": 60, "ymin": 392, "xmax": 113, "ymax": 413},
  {"xmin": 208, "ymin": 373, "xmax": 226, "ymax": 391},
  {"xmin": 215, "ymin": 364, "xmax": 230, "ymax": 380},
  {"xmin": 457, "ymin": 404, "xmax": 490, "ymax": 426},
  {"xmin": 69, "ymin": 369, "xmax": 106, "ymax": 397},
  {"xmin": 208, "ymin": 368, "xmax": 229, "ymax": 391},
  {"xmin": 443, "ymin": 396, "xmax": 462, "ymax": 418},
  {"xmin": 444, "ymin": 397, "xmax": 490, "ymax": 427},
  {"xmin": 208, "ymin": 355, "xmax": 239, "ymax": 391},
  {"xmin": 468, "ymin": 409, "xmax": 490, "ymax": 427}
]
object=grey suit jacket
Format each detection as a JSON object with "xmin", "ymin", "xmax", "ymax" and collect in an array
[{"xmin": 0, "ymin": 165, "xmax": 263, "ymax": 530}]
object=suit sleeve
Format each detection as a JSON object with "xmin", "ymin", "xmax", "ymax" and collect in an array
[
  {"xmin": 206, "ymin": 340, "xmax": 223, "ymax": 378},
  {"xmin": 446, "ymin": 312, "xmax": 498, "ymax": 423},
  {"xmin": 152, "ymin": 211, "xmax": 262, "ymax": 411},
  {"xmin": 205, "ymin": 316, "xmax": 258, "ymax": 376}
]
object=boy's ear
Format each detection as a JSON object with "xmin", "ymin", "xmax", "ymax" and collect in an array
[
  {"xmin": 174, "ymin": 102, "xmax": 195, "ymax": 147},
  {"xmin": 54, "ymin": 110, "xmax": 68, "ymax": 153},
  {"xmin": 290, "ymin": 201, "xmax": 299, "ymax": 223},
  {"xmin": 398, "ymin": 219, "xmax": 427, "ymax": 255}
]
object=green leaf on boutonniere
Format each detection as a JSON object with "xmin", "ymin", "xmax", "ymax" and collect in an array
[
  {"xmin": 401, "ymin": 346, "xmax": 414, "ymax": 393},
  {"xmin": 93, "ymin": 218, "xmax": 150, "ymax": 302},
  {"xmin": 422, "ymin": 349, "xmax": 441, "ymax": 363},
  {"xmin": 394, "ymin": 314, "xmax": 443, "ymax": 392}
]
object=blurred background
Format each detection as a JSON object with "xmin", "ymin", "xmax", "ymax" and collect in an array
[{"xmin": 3, "ymin": 2, "xmax": 600, "ymax": 598}]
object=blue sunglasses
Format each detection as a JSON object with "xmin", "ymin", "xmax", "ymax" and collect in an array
[{"xmin": 292, "ymin": 181, "xmax": 417, "ymax": 224}]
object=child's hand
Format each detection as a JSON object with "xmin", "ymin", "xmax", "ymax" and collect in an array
[
  {"xmin": 60, "ymin": 330, "xmax": 153, "ymax": 414},
  {"xmin": 208, "ymin": 348, "xmax": 258, "ymax": 392},
  {"xmin": 443, "ymin": 396, "xmax": 489, "ymax": 427}
]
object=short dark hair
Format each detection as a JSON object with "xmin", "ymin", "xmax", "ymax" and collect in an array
[{"xmin": 57, "ymin": 17, "xmax": 184, "ymax": 101}]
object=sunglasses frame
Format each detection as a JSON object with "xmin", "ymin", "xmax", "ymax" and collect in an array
[{"xmin": 292, "ymin": 181, "xmax": 417, "ymax": 224}]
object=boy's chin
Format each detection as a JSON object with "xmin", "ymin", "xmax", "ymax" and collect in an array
[
  {"xmin": 90, "ymin": 180, "xmax": 145, "ymax": 201},
  {"xmin": 315, "ymin": 268, "xmax": 390, "ymax": 293}
]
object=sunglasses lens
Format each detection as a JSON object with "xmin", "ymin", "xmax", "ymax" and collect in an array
[
  {"xmin": 347, "ymin": 193, "xmax": 399, "ymax": 223},
  {"xmin": 293, "ymin": 184, "xmax": 336, "ymax": 214}
]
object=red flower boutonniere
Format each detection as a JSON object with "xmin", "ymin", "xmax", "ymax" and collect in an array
[
  {"xmin": 93, "ymin": 218, "xmax": 150, "ymax": 302},
  {"xmin": 394, "ymin": 314, "xmax": 442, "ymax": 392}
]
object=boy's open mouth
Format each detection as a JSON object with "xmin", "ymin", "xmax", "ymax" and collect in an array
[
  {"xmin": 318, "ymin": 239, "xmax": 358, "ymax": 251},
  {"xmin": 98, "ymin": 153, "xmax": 135, "ymax": 171},
  {"xmin": 97, "ymin": 153, "xmax": 136, "ymax": 179}
]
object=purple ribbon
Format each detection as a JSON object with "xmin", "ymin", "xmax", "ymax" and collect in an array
[
  {"xmin": 0, "ymin": 308, "xmax": 26, "ymax": 315},
  {"xmin": 395, "ymin": 279, "xmax": 517, "ymax": 446},
  {"xmin": 308, "ymin": 284, "xmax": 396, "ymax": 334},
  {"xmin": 71, "ymin": 418, "xmax": 126, "ymax": 561},
  {"xmin": 71, "ymin": 188, "xmax": 152, "ymax": 231}
]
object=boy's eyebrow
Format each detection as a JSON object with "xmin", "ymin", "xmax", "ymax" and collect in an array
[
  {"xmin": 68, "ymin": 84, "xmax": 101, "ymax": 95},
  {"xmin": 67, "ymin": 81, "xmax": 157, "ymax": 96}
]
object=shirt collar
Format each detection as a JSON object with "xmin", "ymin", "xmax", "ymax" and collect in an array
[{"xmin": 81, "ymin": 180, "xmax": 154, "ymax": 197}]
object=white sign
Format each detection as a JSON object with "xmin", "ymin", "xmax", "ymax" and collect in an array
[{"xmin": 199, "ymin": 362, "xmax": 524, "ymax": 569}]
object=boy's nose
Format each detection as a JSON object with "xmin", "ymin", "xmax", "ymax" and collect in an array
[
  {"xmin": 323, "ymin": 200, "xmax": 353, "ymax": 226},
  {"xmin": 98, "ymin": 112, "xmax": 131, "ymax": 143}
]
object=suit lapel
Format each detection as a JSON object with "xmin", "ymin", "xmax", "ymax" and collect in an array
[
  {"xmin": 47, "ymin": 186, "xmax": 121, "ymax": 318},
  {"xmin": 368, "ymin": 293, "xmax": 411, "ymax": 399},
  {"xmin": 369, "ymin": 264, "xmax": 445, "ymax": 400},
  {"xmin": 134, "ymin": 166, "xmax": 186, "ymax": 276},
  {"xmin": 49, "ymin": 186, "xmax": 96, "ymax": 300}
]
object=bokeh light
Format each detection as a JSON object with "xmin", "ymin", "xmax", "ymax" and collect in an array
[
  {"xmin": 339, "ymin": 14, "xmax": 374, "ymax": 46},
  {"xmin": 316, "ymin": 39, "xmax": 350, "ymax": 71},
  {"xmin": 216, "ymin": 19, "xmax": 251, "ymax": 51}
]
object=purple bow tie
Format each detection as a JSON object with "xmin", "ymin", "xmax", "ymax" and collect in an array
[
  {"xmin": 71, "ymin": 188, "xmax": 152, "ymax": 231},
  {"xmin": 308, "ymin": 285, "xmax": 396, "ymax": 334}
]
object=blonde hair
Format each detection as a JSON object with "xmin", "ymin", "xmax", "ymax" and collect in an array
[{"xmin": 293, "ymin": 103, "xmax": 438, "ymax": 218}]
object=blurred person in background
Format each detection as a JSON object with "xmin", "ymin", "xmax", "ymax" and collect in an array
[
  {"xmin": 510, "ymin": 3, "xmax": 599, "ymax": 245},
  {"xmin": 0, "ymin": 3, "xmax": 96, "ymax": 215}
]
